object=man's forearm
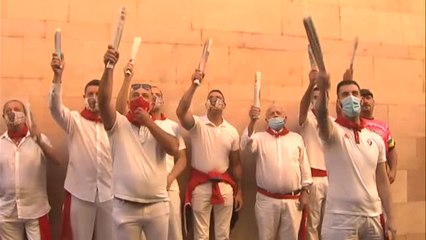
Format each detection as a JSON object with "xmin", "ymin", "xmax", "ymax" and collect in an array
[
  {"xmin": 299, "ymin": 83, "xmax": 315, "ymax": 125},
  {"xmin": 317, "ymin": 89, "xmax": 332, "ymax": 142},
  {"xmin": 98, "ymin": 69, "xmax": 114, "ymax": 111},
  {"xmin": 168, "ymin": 150, "xmax": 187, "ymax": 181},
  {"xmin": 176, "ymin": 84, "xmax": 197, "ymax": 118},
  {"xmin": 145, "ymin": 120, "xmax": 179, "ymax": 156},
  {"xmin": 116, "ymin": 75, "xmax": 131, "ymax": 114}
]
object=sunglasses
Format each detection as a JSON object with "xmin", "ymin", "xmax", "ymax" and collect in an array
[{"xmin": 131, "ymin": 83, "xmax": 152, "ymax": 91}]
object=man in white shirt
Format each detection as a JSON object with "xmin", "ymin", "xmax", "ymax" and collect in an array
[
  {"xmin": 98, "ymin": 46, "xmax": 179, "ymax": 240},
  {"xmin": 176, "ymin": 69, "xmax": 243, "ymax": 240},
  {"xmin": 115, "ymin": 62, "xmax": 187, "ymax": 240},
  {"xmin": 49, "ymin": 53, "xmax": 114, "ymax": 240},
  {"xmin": 1, "ymin": 99, "xmax": 61, "ymax": 240},
  {"xmin": 298, "ymin": 70, "xmax": 328, "ymax": 240},
  {"xmin": 241, "ymin": 104, "xmax": 312, "ymax": 240},
  {"xmin": 314, "ymin": 71, "xmax": 396, "ymax": 240}
]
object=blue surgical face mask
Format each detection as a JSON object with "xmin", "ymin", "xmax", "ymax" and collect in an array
[
  {"xmin": 341, "ymin": 95, "xmax": 361, "ymax": 118},
  {"xmin": 268, "ymin": 117, "xmax": 285, "ymax": 131}
]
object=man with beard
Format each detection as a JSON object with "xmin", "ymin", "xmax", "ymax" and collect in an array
[
  {"xmin": 315, "ymin": 71, "xmax": 396, "ymax": 240},
  {"xmin": 1, "ymin": 99, "xmax": 61, "ymax": 240},
  {"xmin": 49, "ymin": 53, "xmax": 114, "ymax": 240},
  {"xmin": 241, "ymin": 104, "xmax": 312, "ymax": 240},
  {"xmin": 176, "ymin": 70, "xmax": 243, "ymax": 240},
  {"xmin": 360, "ymin": 89, "xmax": 398, "ymax": 184},
  {"xmin": 98, "ymin": 46, "xmax": 179, "ymax": 240}
]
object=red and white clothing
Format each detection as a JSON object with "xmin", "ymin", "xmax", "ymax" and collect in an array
[
  {"xmin": 155, "ymin": 118, "xmax": 186, "ymax": 240},
  {"xmin": 0, "ymin": 132, "xmax": 52, "ymax": 240},
  {"xmin": 321, "ymin": 119, "xmax": 386, "ymax": 239},
  {"xmin": 241, "ymin": 128, "xmax": 312, "ymax": 240},
  {"xmin": 49, "ymin": 83, "xmax": 113, "ymax": 240},
  {"xmin": 108, "ymin": 113, "xmax": 169, "ymax": 239},
  {"xmin": 299, "ymin": 111, "xmax": 330, "ymax": 240},
  {"xmin": 187, "ymin": 115, "xmax": 239, "ymax": 240}
]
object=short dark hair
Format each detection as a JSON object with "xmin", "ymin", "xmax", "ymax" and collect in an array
[
  {"xmin": 360, "ymin": 89, "xmax": 374, "ymax": 98},
  {"xmin": 84, "ymin": 79, "xmax": 101, "ymax": 93},
  {"xmin": 336, "ymin": 80, "xmax": 360, "ymax": 96},
  {"xmin": 207, "ymin": 89, "xmax": 225, "ymax": 103}
]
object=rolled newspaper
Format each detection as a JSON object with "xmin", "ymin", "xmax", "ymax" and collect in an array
[
  {"xmin": 349, "ymin": 37, "xmax": 359, "ymax": 70},
  {"xmin": 303, "ymin": 17, "xmax": 326, "ymax": 72},
  {"xmin": 55, "ymin": 29, "xmax": 62, "ymax": 60},
  {"xmin": 194, "ymin": 38, "xmax": 213, "ymax": 85},
  {"xmin": 253, "ymin": 71, "xmax": 261, "ymax": 108},
  {"xmin": 106, "ymin": 7, "xmax": 127, "ymax": 69},
  {"xmin": 125, "ymin": 37, "xmax": 142, "ymax": 76},
  {"xmin": 308, "ymin": 44, "xmax": 317, "ymax": 70}
]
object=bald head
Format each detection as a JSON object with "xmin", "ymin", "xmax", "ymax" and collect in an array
[
  {"xmin": 265, "ymin": 105, "xmax": 286, "ymax": 120},
  {"xmin": 3, "ymin": 99, "xmax": 26, "ymax": 115}
]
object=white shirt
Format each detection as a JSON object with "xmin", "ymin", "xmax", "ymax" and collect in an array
[
  {"xmin": 49, "ymin": 83, "xmax": 112, "ymax": 203},
  {"xmin": 324, "ymin": 121, "xmax": 386, "ymax": 216},
  {"xmin": 189, "ymin": 115, "xmax": 240, "ymax": 195},
  {"xmin": 299, "ymin": 111, "xmax": 330, "ymax": 171},
  {"xmin": 241, "ymin": 129, "xmax": 312, "ymax": 193},
  {"xmin": 0, "ymin": 132, "xmax": 51, "ymax": 220},
  {"xmin": 108, "ymin": 114, "xmax": 168, "ymax": 203},
  {"xmin": 155, "ymin": 118, "xmax": 186, "ymax": 192}
]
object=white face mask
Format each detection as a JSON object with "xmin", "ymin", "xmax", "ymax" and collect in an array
[
  {"xmin": 153, "ymin": 96, "xmax": 164, "ymax": 110},
  {"xmin": 85, "ymin": 97, "xmax": 99, "ymax": 112},
  {"xmin": 5, "ymin": 110, "xmax": 26, "ymax": 126},
  {"xmin": 205, "ymin": 98, "xmax": 225, "ymax": 111}
]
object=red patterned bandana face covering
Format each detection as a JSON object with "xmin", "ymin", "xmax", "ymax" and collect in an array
[{"xmin": 126, "ymin": 97, "xmax": 151, "ymax": 126}]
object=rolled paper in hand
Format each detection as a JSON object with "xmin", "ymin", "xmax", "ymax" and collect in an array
[
  {"xmin": 253, "ymin": 71, "xmax": 261, "ymax": 108},
  {"xmin": 349, "ymin": 37, "xmax": 359, "ymax": 71},
  {"xmin": 194, "ymin": 38, "xmax": 213, "ymax": 85},
  {"xmin": 308, "ymin": 44, "xmax": 317, "ymax": 70},
  {"xmin": 55, "ymin": 29, "xmax": 62, "ymax": 60},
  {"xmin": 303, "ymin": 16, "xmax": 326, "ymax": 72},
  {"xmin": 26, "ymin": 103, "xmax": 33, "ymax": 131},
  {"xmin": 126, "ymin": 36, "xmax": 142, "ymax": 76},
  {"xmin": 107, "ymin": 7, "xmax": 127, "ymax": 69}
]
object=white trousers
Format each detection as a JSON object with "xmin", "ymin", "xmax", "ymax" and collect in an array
[
  {"xmin": 0, "ymin": 214, "xmax": 50, "ymax": 240},
  {"xmin": 191, "ymin": 186, "xmax": 234, "ymax": 240},
  {"xmin": 322, "ymin": 213, "xmax": 383, "ymax": 240},
  {"xmin": 168, "ymin": 190, "xmax": 183, "ymax": 240},
  {"xmin": 113, "ymin": 198, "xmax": 169, "ymax": 240},
  {"xmin": 307, "ymin": 177, "xmax": 328, "ymax": 240},
  {"xmin": 69, "ymin": 193, "xmax": 114, "ymax": 240},
  {"xmin": 255, "ymin": 193, "xmax": 302, "ymax": 240}
]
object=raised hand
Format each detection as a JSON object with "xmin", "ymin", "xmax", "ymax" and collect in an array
[{"xmin": 103, "ymin": 45, "xmax": 119, "ymax": 68}]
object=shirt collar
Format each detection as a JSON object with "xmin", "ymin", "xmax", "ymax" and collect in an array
[
  {"xmin": 1, "ymin": 130, "xmax": 31, "ymax": 141},
  {"xmin": 201, "ymin": 115, "xmax": 229, "ymax": 128}
]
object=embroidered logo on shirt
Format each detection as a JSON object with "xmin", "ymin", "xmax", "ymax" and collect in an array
[
  {"xmin": 344, "ymin": 133, "xmax": 350, "ymax": 139},
  {"xmin": 367, "ymin": 139, "xmax": 372, "ymax": 146}
]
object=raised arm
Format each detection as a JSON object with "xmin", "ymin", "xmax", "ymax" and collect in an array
[
  {"xmin": 98, "ymin": 46, "xmax": 119, "ymax": 130},
  {"xmin": 315, "ymin": 71, "xmax": 334, "ymax": 143},
  {"xmin": 48, "ymin": 53, "xmax": 74, "ymax": 132},
  {"xmin": 116, "ymin": 61, "xmax": 133, "ymax": 114},
  {"xmin": 240, "ymin": 106, "xmax": 260, "ymax": 152},
  {"xmin": 299, "ymin": 70, "xmax": 317, "ymax": 126},
  {"xmin": 229, "ymin": 150, "xmax": 243, "ymax": 211},
  {"xmin": 176, "ymin": 70, "xmax": 204, "ymax": 130}
]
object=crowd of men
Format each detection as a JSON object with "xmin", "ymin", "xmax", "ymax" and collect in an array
[{"xmin": 0, "ymin": 44, "xmax": 398, "ymax": 240}]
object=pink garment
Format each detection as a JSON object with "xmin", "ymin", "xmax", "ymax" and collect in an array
[{"xmin": 362, "ymin": 118, "xmax": 392, "ymax": 152}]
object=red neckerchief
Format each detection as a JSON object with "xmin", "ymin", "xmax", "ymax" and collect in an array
[
  {"xmin": 152, "ymin": 113, "xmax": 167, "ymax": 121},
  {"xmin": 8, "ymin": 124, "xmax": 29, "ymax": 140},
  {"xmin": 335, "ymin": 116, "xmax": 365, "ymax": 144},
  {"xmin": 80, "ymin": 109, "xmax": 102, "ymax": 123},
  {"xmin": 266, "ymin": 127, "xmax": 290, "ymax": 138}
]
